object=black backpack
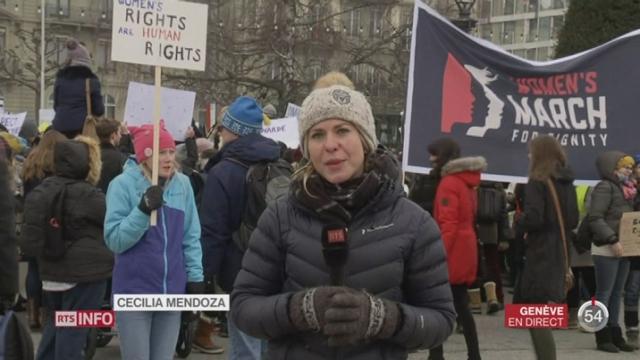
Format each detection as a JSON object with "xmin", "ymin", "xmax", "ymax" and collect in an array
[
  {"xmin": 0, "ymin": 310, "xmax": 34, "ymax": 360},
  {"xmin": 41, "ymin": 183, "xmax": 73, "ymax": 261},
  {"xmin": 574, "ymin": 182, "xmax": 614, "ymax": 253},
  {"xmin": 477, "ymin": 186, "xmax": 504, "ymax": 222},
  {"xmin": 227, "ymin": 158, "xmax": 293, "ymax": 252}
]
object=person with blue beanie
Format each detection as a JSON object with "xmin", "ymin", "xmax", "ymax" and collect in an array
[{"xmin": 200, "ymin": 96, "xmax": 280, "ymax": 358}]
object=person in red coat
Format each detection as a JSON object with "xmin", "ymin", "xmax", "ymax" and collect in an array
[{"xmin": 430, "ymin": 153, "xmax": 487, "ymax": 360}]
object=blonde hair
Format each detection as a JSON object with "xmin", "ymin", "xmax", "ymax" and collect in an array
[
  {"xmin": 22, "ymin": 130, "xmax": 66, "ymax": 182},
  {"xmin": 73, "ymin": 135, "xmax": 102, "ymax": 185},
  {"xmin": 313, "ymin": 71, "xmax": 355, "ymax": 90}
]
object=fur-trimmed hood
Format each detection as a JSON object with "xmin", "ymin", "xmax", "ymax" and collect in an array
[
  {"xmin": 53, "ymin": 136, "xmax": 102, "ymax": 185},
  {"xmin": 441, "ymin": 156, "xmax": 487, "ymax": 177}
]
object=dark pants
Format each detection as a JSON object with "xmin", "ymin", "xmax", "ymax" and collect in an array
[
  {"xmin": 429, "ymin": 284, "xmax": 481, "ymax": 360},
  {"xmin": 26, "ymin": 258, "xmax": 42, "ymax": 304},
  {"xmin": 567, "ymin": 266, "xmax": 596, "ymax": 308},
  {"xmin": 36, "ymin": 280, "xmax": 107, "ymax": 360},
  {"xmin": 483, "ymin": 244, "xmax": 504, "ymax": 303}
]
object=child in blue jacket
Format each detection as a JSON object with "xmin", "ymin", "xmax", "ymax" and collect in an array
[{"xmin": 104, "ymin": 122, "xmax": 203, "ymax": 360}]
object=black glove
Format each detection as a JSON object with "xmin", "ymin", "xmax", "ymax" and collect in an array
[
  {"xmin": 323, "ymin": 289, "xmax": 401, "ymax": 347},
  {"xmin": 288, "ymin": 286, "xmax": 348, "ymax": 332},
  {"xmin": 186, "ymin": 282, "xmax": 205, "ymax": 294},
  {"xmin": 138, "ymin": 185, "xmax": 164, "ymax": 214}
]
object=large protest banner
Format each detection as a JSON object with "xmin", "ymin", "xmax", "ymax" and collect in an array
[
  {"xmin": 403, "ymin": 2, "xmax": 640, "ymax": 183},
  {"xmin": 111, "ymin": 0, "xmax": 208, "ymax": 71}
]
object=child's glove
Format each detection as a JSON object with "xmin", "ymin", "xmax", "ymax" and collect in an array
[{"xmin": 138, "ymin": 185, "xmax": 163, "ymax": 214}]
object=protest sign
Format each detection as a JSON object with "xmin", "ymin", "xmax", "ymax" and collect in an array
[
  {"xmin": 403, "ymin": 2, "xmax": 640, "ymax": 184},
  {"xmin": 111, "ymin": 0, "xmax": 208, "ymax": 71},
  {"xmin": 39, "ymin": 109, "xmax": 55, "ymax": 123},
  {"xmin": 112, "ymin": 0, "xmax": 208, "ymax": 225},
  {"xmin": 123, "ymin": 82, "xmax": 195, "ymax": 141},
  {"xmin": 618, "ymin": 212, "xmax": 640, "ymax": 257},
  {"xmin": 261, "ymin": 117, "xmax": 299, "ymax": 148},
  {"xmin": 0, "ymin": 112, "xmax": 27, "ymax": 136},
  {"xmin": 284, "ymin": 103, "xmax": 301, "ymax": 119}
]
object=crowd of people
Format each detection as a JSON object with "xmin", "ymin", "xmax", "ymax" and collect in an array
[{"xmin": 0, "ymin": 37, "xmax": 639, "ymax": 360}]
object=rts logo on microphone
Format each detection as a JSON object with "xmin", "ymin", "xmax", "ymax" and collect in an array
[
  {"xmin": 55, "ymin": 310, "xmax": 115, "ymax": 328},
  {"xmin": 327, "ymin": 229, "xmax": 347, "ymax": 244}
]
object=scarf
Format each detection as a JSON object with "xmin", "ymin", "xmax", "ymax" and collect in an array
[
  {"xmin": 292, "ymin": 148, "xmax": 400, "ymax": 224},
  {"xmin": 622, "ymin": 179, "xmax": 637, "ymax": 200}
]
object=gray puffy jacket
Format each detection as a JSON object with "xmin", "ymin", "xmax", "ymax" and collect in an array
[
  {"xmin": 231, "ymin": 183, "xmax": 455, "ymax": 359},
  {"xmin": 588, "ymin": 151, "xmax": 634, "ymax": 245}
]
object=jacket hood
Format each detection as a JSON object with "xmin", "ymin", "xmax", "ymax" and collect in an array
[
  {"xmin": 554, "ymin": 166, "xmax": 575, "ymax": 184},
  {"xmin": 441, "ymin": 156, "xmax": 487, "ymax": 177},
  {"xmin": 54, "ymin": 136, "xmax": 102, "ymax": 185},
  {"xmin": 56, "ymin": 65, "xmax": 98, "ymax": 80},
  {"xmin": 205, "ymin": 133, "xmax": 280, "ymax": 171},
  {"xmin": 441, "ymin": 156, "xmax": 486, "ymax": 188},
  {"xmin": 596, "ymin": 151, "xmax": 626, "ymax": 182}
]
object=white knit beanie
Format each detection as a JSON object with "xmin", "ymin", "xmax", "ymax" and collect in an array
[{"xmin": 298, "ymin": 85, "xmax": 377, "ymax": 158}]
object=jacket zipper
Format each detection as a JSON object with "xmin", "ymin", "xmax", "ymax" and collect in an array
[{"xmin": 161, "ymin": 207, "xmax": 169, "ymax": 294}]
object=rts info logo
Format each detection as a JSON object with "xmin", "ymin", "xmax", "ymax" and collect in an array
[{"xmin": 55, "ymin": 310, "xmax": 115, "ymax": 328}]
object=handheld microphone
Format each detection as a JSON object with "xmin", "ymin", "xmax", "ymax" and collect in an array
[{"xmin": 321, "ymin": 225, "xmax": 349, "ymax": 286}]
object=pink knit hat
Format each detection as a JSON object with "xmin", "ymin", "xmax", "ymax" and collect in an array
[{"xmin": 128, "ymin": 121, "xmax": 176, "ymax": 163}]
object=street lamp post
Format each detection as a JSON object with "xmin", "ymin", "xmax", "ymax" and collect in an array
[
  {"xmin": 452, "ymin": 0, "xmax": 477, "ymax": 34},
  {"xmin": 40, "ymin": 0, "xmax": 45, "ymax": 114}
]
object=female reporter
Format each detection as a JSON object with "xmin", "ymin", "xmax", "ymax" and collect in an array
[{"xmin": 231, "ymin": 85, "xmax": 455, "ymax": 359}]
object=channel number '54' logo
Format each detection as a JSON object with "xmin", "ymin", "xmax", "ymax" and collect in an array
[{"xmin": 577, "ymin": 300, "xmax": 609, "ymax": 332}]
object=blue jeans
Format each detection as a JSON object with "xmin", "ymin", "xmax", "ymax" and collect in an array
[
  {"xmin": 625, "ymin": 269, "xmax": 640, "ymax": 311},
  {"xmin": 36, "ymin": 280, "xmax": 107, "ymax": 360},
  {"xmin": 625, "ymin": 269, "xmax": 640, "ymax": 329},
  {"xmin": 228, "ymin": 312, "xmax": 266, "ymax": 360},
  {"xmin": 593, "ymin": 255, "xmax": 630, "ymax": 326},
  {"xmin": 116, "ymin": 311, "xmax": 181, "ymax": 360}
]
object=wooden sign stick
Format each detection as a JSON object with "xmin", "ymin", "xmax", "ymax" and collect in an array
[{"xmin": 150, "ymin": 65, "xmax": 162, "ymax": 226}]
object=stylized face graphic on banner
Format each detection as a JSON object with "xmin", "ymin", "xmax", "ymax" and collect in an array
[{"xmin": 441, "ymin": 53, "xmax": 504, "ymax": 138}]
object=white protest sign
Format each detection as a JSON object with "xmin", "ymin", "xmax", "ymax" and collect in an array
[
  {"xmin": 123, "ymin": 82, "xmax": 195, "ymax": 141},
  {"xmin": 39, "ymin": 109, "xmax": 55, "ymax": 123},
  {"xmin": 261, "ymin": 117, "xmax": 299, "ymax": 149},
  {"xmin": 111, "ymin": 0, "xmax": 208, "ymax": 71},
  {"xmin": 284, "ymin": 103, "xmax": 301, "ymax": 119},
  {"xmin": 0, "ymin": 112, "xmax": 27, "ymax": 136}
]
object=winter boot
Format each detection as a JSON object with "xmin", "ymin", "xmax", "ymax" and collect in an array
[
  {"xmin": 468, "ymin": 288, "xmax": 482, "ymax": 314},
  {"xmin": 611, "ymin": 326, "xmax": 638, "ymax": 351},
  {"xmin": 627, "ymin": 327, "xmax": 639, "ymax": 348},
  {"xmin": 595, "ymin": 326, "xmax": 619, "ymax": 353},
  {"xmin": 27, "ymin": 298, "xmax": 41, "ymax": 329},
  {"xmin": 568, "ymin": 307, "xmax": 578, "ymax": 329},
  {"xmin": 484, "ymin": 282, "xmax": 501, "ymax": 314},
  {"xmin": 192, "ymin": 318, "xmax": 224, "ymax": 354}
]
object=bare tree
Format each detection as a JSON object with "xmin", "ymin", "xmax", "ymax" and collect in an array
[
  {"xmin": 163, "ymin": 0, "xmax": 412, "ymax": 124},
  {"xmin": 0, "ymin": 23, "xmax": 62, "ymax": 121}
]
